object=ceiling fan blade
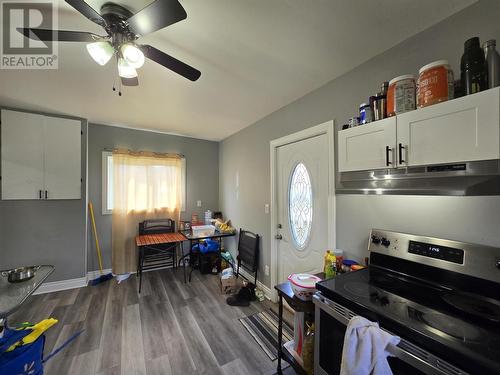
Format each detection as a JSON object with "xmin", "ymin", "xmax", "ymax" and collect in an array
[
  {"xmin": 141, "ymin": 45, "xmax": 201, "ymax": 81},
  {"xmin": 127, "ymin": 0, "xmax": 187, "ymax": 37},
  {"xmin": 121, "ymin": 76, "xmax": 139, "ymax": 86},
  {"xmin": 17, "ymin": 28, "xmax": 104, "ymax": 42},
  {"xmin": 65, "ymin": 0, "xmax": 107, "ymax": 27}
]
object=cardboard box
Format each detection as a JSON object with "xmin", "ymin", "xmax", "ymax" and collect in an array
[{"xmin": 220, "ymin": 275, "xmax": 238, "ymax": 294}]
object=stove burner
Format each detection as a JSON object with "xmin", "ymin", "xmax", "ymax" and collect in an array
[
  {"xmin": 442, "ymin": 292, "xmax": 500, "ymax": 322},
  {"xmin": 344, "ymin": 281, "xmax": 381, "ymax": 298},
  {"xmin": 370, "ymin": 272, "xmax": 409, "ymax": 293},
  {"xmin": 419, "ymin": 312, "xmax": 482, "ymax": 343}
]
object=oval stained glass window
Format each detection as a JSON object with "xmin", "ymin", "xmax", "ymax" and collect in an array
[{"xmin": 288, "ymin": 163, "xmax": 313, "ymax": 249}]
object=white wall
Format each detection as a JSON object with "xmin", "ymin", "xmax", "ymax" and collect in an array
[{"xmin": 219, "ymin": 0, "xmax": 500, "ymax": 288}]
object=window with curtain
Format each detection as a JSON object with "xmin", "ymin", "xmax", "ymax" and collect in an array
[
  {"xmin": 111, "ymin": 150, "xmax": 184, "ymax": 275},
  {"xmin": 102, "ymin": 151, "xmax": 186, "ymax": 214}
]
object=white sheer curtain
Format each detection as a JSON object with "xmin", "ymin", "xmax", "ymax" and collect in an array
[{"xmin": 112, "ymin": 150, "xmax": 182, "ymax": 274}]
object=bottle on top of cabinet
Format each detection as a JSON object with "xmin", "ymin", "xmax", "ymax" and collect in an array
[
  {"xmin": 484, "ymin": 39, "xmax": 500, "ymax": 89},
  {"xmin": 372, "ymin": 81, "xmax": 389, "ymax": 120},
  {"xmin": 461, "ymin": 37, "xmax": 488, "ymax": 95}
]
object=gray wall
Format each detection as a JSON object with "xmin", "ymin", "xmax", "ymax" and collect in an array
[
  {"xmin": 219, "ymin": 0, "xmax": 500, "ymax": 288},
  {"xmin": 87, "ymin": 124, "xmax": 219, "ymax": 272},
  {"xmin": 0, "ymin": 108, "xmax": 87, "ymax": 282}
]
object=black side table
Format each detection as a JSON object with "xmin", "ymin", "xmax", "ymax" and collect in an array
[{"xmin": 274, "ymin": 281, "xmax": 316, "ymax": 375}]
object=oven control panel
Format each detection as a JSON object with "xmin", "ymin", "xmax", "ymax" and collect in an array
[
  {"xmin": 408, "ymin": 240, "xmax": 464, "ymax": 264},
  {"xmin": 368, "ymin": 229, "xmax": 500, "ymax": 282},
  {"xmin": 369, "ymin": 230, "xmax": 465, "ymax": 265}
]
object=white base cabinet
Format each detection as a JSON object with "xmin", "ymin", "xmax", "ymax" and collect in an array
[
  {"xmin": 338, "ymin": 87, "xmax": 500, "ymax": 172},
  {"xmin": 1, "ymin": 109, "xmax": 82, "ymax": 200}
]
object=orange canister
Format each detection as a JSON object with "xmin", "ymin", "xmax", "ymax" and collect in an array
[
  {"xmin": 350, "ymin": 265, "xmax": 365, "ymax": 272},
  {"xmin": 387, "ymin": 74, "xmax": 416, "ymax": 116},
  {"xmin": 417, "ymin": 60, "xmax": 454, "ymax": 108}
]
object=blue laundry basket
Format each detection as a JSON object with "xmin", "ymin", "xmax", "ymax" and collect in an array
[
  {"xmin": 0, "ymin": 325, "xmax": 83, "ymax": 375},
  {"xmin": 0, "ymin": 334, "xmax": 45, "ymax": 375}
]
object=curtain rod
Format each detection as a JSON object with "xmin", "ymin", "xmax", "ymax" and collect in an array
[{"xmin": 104, "ymin": 148, "xmax": 185, "ymax": 159}]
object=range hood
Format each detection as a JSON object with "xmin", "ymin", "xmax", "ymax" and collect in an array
[{"xmin": 336, "ymin": 160, "xmax": 500, "ymax": 196}]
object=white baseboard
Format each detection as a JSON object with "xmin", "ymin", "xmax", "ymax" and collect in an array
[
  {"xmin": 33, "ymin": 276, "xmax": 87, "ymax": 295},
  {"xmin": 237, "ymin": 268, "xmax": 273, "ymax": 300}
]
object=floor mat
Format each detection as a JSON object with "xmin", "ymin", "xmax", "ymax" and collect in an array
[{"xmin": 239, "ymin": 309, "xmax": 294, "ymax": 361}]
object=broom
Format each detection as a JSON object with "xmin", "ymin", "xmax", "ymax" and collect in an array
[{"xmin": 88, "ymin": 202, "xmax": 113, "ymax": 285}]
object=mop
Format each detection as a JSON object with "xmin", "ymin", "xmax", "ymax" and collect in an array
[{"xmin": 88, "ymin": 202, "xmax": 113, "ymax": 285}]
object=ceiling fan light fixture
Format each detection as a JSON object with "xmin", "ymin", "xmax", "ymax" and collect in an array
[
  {"xmin": 118, "ymin": 58, "xmax": 138, "ymax": 78},
  {"xmin": 121, "ymin": 43, "xmax": 145, "ymax": 68},
  {"xmin": 86, "ymin": 41, "xmax": 114, "ymax": 66}
]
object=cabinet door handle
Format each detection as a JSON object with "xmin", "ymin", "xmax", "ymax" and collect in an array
[
  {"xmin": 398, "ymin": 143, "xmax": 406, "ymax": 164},
  {"xmin": 385, "ymin": 146, "xmax": 392, "ymax": 166},
  {"xmin": 45, "ymin": 190, "xmax": 48, "ymax": 199},
  {"xmin": 39, "ymin": 190, "xmax": 42, "ymax": 199}
]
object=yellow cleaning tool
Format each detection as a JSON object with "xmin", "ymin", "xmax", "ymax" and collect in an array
[
  {"xmin": 89, "ymin": 202, "xmax": 104, "ymax": 272},
  {"xmin": 88, "ymin": 202, "xmax": 113, "ymax": 285},
  {"xmin": 7, "ymin": 318, "xmax": 58, "ymax": 352}
]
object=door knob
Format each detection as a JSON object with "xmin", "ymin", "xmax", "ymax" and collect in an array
[{"xmin": 275, "ymin": 234, "xmax": 283, "ymax": 240}]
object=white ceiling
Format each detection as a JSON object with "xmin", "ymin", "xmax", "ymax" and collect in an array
[{"xmin": 0, "ymin": 0, "xmax": 475, "ymax": 141}]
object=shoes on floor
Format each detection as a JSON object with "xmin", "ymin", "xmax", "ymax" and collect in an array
[{"xmin": 226, "ymin": 283, "xmax": 256, "ymax": 306}]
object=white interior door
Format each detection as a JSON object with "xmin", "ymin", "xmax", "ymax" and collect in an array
[
  {"xmin": 276, "ymin": 133, "xmax": 329, "ymax": 283},
  {"xmin": 44, "ymin": 116, "xmax": 81, "ymax": 199},
  {"xmin": 1, "ymin": 109, "xmax": 45, "ymax": 199}
]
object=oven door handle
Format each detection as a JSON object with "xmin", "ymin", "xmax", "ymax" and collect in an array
[{"xmin": 313, "ymin": 294, "xmax": 467, "ymax": 375}]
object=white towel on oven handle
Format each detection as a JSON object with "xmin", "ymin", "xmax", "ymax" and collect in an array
[{"xmin": 340, "ymin": 316, "xmax": 400, "ymax": 375}]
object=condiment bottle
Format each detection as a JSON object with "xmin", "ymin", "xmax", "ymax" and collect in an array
[
  {"xmin": 484, "ymin": 39, "xmax": 500, "ymax": 89},
  {"xmin": 461, "ymin": 37, "xmax": 488, "ymax": 95}
]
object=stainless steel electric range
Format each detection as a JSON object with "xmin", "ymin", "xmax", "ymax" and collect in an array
[{"xmin": 313, "ymin": 229, "xmax": 500, "ymax": 375}]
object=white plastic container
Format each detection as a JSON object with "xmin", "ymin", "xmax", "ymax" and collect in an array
[
  {"xmin": 192, "ymin": 224, "xmax": 216, "ymax": 237},
  {"xmin": 288, "ymin": 273, "xmax": 322, "ymax": 301}
]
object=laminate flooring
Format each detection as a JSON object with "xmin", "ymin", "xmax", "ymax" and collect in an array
[{"xmin": 10, "ymin": 269, "xmax": 294, "ymax": 375}]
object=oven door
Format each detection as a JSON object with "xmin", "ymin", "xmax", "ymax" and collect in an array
[{"xmin": 313, "ymin": 293, "xmax": 467, "ymax": 375}]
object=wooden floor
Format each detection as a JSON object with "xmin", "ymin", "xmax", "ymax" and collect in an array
[{"xmin": 10, "ymin": 269, "xmax": 291, "ymax": 375}]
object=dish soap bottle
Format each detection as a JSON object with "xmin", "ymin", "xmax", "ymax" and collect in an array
[
  {"xmin": 461, "ymin": 37, "xmax": 488, "ymax": 95},
  {"xmin": 484, "ymin": 39, "xmax": 500, "ymax": 88},
  {"xmin": 324, "ymin": 250, "xmax": 337, "ymax": 279}
]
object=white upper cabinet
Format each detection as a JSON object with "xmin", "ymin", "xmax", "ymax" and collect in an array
[
  {"xmin": 397, "ymin": 87, "xmax": 500, "ymax": 167},
  {"xmin": 338, "ymin": 117, "xmax": 396, "ymax": 172},
  {"xmin": 337, "ymin": 88, "xmax": 500, "ymax": 172},
  {"xmin": 1, "ymin": 110, "xmax": 45, "ymax": 199},
  {"xmin": 43, "ymin": 116, "xmax": 82, "ymax": 199},
  {"xmin": 1, "ymin": 109, "xmax": 81, "ymax": 200}
]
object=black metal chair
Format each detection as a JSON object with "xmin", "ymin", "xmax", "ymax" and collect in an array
[
  {"xmin": 137, "ymin": 218, "xmax": 176, "ymax": 293},
  {"xmin": 235, "ymin": 229, "xmax": 260, "ymax": 285}
]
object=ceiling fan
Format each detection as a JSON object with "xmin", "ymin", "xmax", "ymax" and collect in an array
[{"xmin": 18, "ymin": 0, "xmax": 201, "ymax": 87}]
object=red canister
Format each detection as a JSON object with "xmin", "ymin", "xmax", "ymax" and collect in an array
[{"xmin": 417, "ymin": 60, "xmax": 454, "ymax": 108}]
